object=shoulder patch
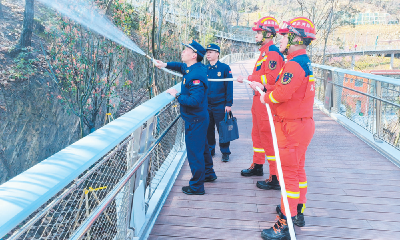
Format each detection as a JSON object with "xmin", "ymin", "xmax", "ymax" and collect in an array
[
  {"xmin": 281, "ymin": 73, "xmax": 293, "ymax": 85},
  {"xmin": 193, "ymin": 80, "xmax": 201, "ymax": 85},
  {"xmin": 229, "ymin": 71, "xmax": 232, "ymax": 74},
  {"xmin": 269, "ymin": 60, "xmax": 277, "ymax": 70}
]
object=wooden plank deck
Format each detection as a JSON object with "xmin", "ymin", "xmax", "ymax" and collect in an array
[{"xmin": 148, "ymin": 59, "xmax": 400, "ymax": 240}]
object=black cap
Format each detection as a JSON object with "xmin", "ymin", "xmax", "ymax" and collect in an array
[{"xmin": 182, "ymin": 40, "xmax": 206, "ymax": 57}]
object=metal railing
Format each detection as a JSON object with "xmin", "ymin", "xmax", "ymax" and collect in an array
[
  {"xmin": 312, "ymin": 45, "xmax": 400, "ymax": 56},
  {"xmin": 214, "ymin": 31, "xmax": 255, "ymax": 43},
  {"xmin": 220, "ymin": 52, "xmax": 258, "ymax": 65},
  {"xmin": 0, "ymin": 84, "xmax": 185, "ymax": 240},
  {"xmin": 313, "ymin": 64, "xmax": 400, "ymax": 150}
]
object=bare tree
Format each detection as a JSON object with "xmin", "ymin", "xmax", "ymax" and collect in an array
[
  {"xmin": 18, "ymin": 0, "xmax": 35, "ymax": 48},
  {"xmin": 0, "ymin": 0, "xmax": 4, "ymax": 19}
]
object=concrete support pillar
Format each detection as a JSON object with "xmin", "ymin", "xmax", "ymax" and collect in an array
[
  {"xmin": 351, "ymin": 55, "xmax": 356, "ymax": 70},
  {"xmin": 390, "ymin": 53, "xmax": 394, "ymax": 70}
]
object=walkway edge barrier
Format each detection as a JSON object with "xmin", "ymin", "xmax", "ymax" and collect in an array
[
  {"xmin": 314, "ymin": 99, "xmax": 400, "ymax": 168},
  {"xmin": 134, "ymin": 149, "xmax": 187, "ymax": 240},
  {"xmin": 0, "ymin": 83, "xmax": 181, "ymax": 238}
]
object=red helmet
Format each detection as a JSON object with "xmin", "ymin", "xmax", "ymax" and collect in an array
[
  {"xmin": 279, "ymin": 17, "xmax": 316, "ymax": 40},
  {"xmin": 252, "ymin": 16, "xmax": 279, "ymax": 34}
]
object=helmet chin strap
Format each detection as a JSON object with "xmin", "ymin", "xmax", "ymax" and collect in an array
[
  {"xmin": 283, "ymin": 33, "xmax": 303, "ymax": 55},
  {"xmin": 257, "ymin": 31, "xmax": 272, "ymax": 46},
  {"xmin": 256, "ymin": 38, "xmax": 265, "ymax": 46}
]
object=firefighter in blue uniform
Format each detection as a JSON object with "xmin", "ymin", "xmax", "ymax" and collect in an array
[
  {"xmin": 205, "ymin": 43, "xmax": 233, "ymax": 162},
  {"xmin": 155, "ymin": 40, "xmax": 217, "ymax": 195}
]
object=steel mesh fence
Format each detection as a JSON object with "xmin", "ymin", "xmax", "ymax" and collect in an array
[
  {"xmin": 3, "ymin": 99, "xmax": 183, "ymax": 240},
  {"xmin": 314, "ymin": 66, "xmax": 400, "ymax": 150}
]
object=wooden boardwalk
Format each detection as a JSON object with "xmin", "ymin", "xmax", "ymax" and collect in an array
[{"xmin": 148, "ymin": 59, "xmax": 400, "ymax": 240}]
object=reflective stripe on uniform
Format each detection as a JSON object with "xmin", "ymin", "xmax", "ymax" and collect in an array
[
  {"xmin": 299, "ymin": 181, "xmax": 307, "ymax": 188},
  {"xmin": 253, "ymin": 147, "xmax": 265, "ymax": 153},
  {"xmin": 309, "ymin": 75, "xmax": 315, "ymax": 82},
  {"xmin": 261, "ymin": 75, "xmax": 267, "ymax": 85},
  {"xmin": 267, "ymin": 156, "xmax": 276, "ymax": 161},
  {"xmin": 300, "ymin": 204, "xmax": 306, "ymax": 213},
  {"xmin": 286, "ymin": 191, "xmax": 300, "ymax": 199},
  {"xmin": 256, "ymin": 57, "xmax": 268, "ymax": 66},
  {"xmin": 269, "ymin": 92, "xmax": 279, "ymax": 103}
]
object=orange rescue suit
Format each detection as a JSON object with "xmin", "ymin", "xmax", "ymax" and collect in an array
[
  {"xmin": 249, "ymin": 41, "xmax": 284, "ymax": 176},
  {"xmin": 264, "ymin": 49, "xmax": 315, "ymax": 217}
]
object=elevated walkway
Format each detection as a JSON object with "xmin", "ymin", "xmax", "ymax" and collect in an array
[
  {"xmin": 2, "ymin": 56, "xmax": 400, "ymax": 240},
  {"xmin": 148, "ymin": 59, "xmax": 400, "ymax": 240}
]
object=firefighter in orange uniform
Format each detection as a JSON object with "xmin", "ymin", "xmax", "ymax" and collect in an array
[
  {"xmin": 256, "ymin": 17, "xmax": 317, "ymax": 240},
  {"xmin": 237, "ymin": 16, "xmax": 284, "ymax": 191}
]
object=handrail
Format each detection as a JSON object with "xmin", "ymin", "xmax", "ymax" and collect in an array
[
  {"xmin": 312, "ymin": 63, "xmax": 400, "ymax": 86},
  {"xmin": 69, "ymin": 115, "xmax": 180, "ymax": 240},
  {"xmin": 312, "ymin": 64, "xmax": 400, "ymax": 152}
]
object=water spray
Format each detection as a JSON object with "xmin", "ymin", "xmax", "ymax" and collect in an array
[{"xmin": 38, "ymin": 0, "xmax": 182, "ymax": 77}]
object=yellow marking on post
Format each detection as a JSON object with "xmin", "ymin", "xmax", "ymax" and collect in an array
[{"xmin": 85, "ymin": 186, "xmax": 108, "ymax": 195}]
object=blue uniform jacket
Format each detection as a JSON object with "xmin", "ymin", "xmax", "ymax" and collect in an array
[
  {"xmin": 166, "ymin": 62, "xmax": 209, "ymax": 122},
  {"xmin": 206, "ymin": 61, "xmax": 233, "ymax": 106}
]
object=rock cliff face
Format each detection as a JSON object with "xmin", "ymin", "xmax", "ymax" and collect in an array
[
  {"xmin": 0, "ymin": 75, "xmax": 148, "ymax": 184},
  {"xmin": 0, "ymin": 76, "xmax": 80, "ymax": 183}
]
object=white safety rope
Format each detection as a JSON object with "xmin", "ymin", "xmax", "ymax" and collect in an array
[
  {"xmin": 149, "ymin": 56, "xmax": 296, "ymax": 239},
  {"xmin": 244, "ymin": 79, "xmax": 296, "ymax": 240},
  {"xmin": 209, "ymin": 77, "xmax": 296, "ymax": 240}
]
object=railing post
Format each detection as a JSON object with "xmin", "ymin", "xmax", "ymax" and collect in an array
[
  {"xmin": 323, "ymin": 69, "xmax": 333, "ymax": 111},
  {"xmin": 331, "ymin": 71, "xmax": 344, "ymax": 113},
  {"xmin": 390, "ymin": 53, "xmax": 394, "ymax": 70},
  {"xmin": 375, "ymin": 81, "xmax": 383, "ymax": 142},
  {"xmin": 125, "ymin": 127, "xmax": 143, "ymax": 236}
]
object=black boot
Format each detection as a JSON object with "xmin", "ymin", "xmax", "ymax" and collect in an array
[
  {"xmin": 222, "ymin": 153, "xmax": 230, "ymax": 162},
  {"xmin": 240, "ymin": 163, "xmax": 263, "ymax": 176},
  {"xmin": 276, "ymin": 204, "xmax": 305, "ymax": 227},
  {"xmin": 257, "ymin": 175, "xmax": 280, "ymax": 190},
  {"xmin": 210, "ymin": 148, "xmax": 215, "ymax": 157},
  {"xmin": 261, "ymin": 216, "xmax": 293, "ymax": 240}
]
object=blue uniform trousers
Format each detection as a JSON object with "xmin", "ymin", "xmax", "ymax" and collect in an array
[
  {"xmin": 185, "ymin": 117, "xmax": 216, "ymax": 192},
  {"xmin": 207, "ymin": 104, "xmax": 231, "ymax": 155}
]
